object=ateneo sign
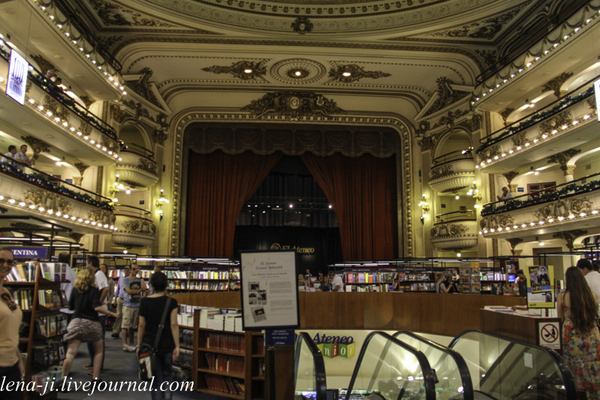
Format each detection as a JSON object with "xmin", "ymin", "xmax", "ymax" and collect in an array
[{"xmin": 312, "ymin": 333, "xmax": 355, "ymax": 359}]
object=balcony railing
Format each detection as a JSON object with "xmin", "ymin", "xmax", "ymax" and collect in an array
[
  {"xmin": 430, "ymin": 219, "xmax": 478, "ymax": 250},
  {"xmin": 436, "ymin": 210, "xmax": 476, "ymax": 223},
  {"xmin": 481, "ymin": 172, "xmax": 600, "ymax": 217},
  {"xmin": 112, "ymin": 208, "xmax": 157, "ymax": 248},
  {"xmin": 429, "ymin": 150, "xmax": 475, "ymax": 193},
  {"xmin": 116, "ymin": 147, "xmax": 159, "ymax": 188},
  {"xmin": 477, "ymin": 75, "xmax": 597, "ymax": 157}
]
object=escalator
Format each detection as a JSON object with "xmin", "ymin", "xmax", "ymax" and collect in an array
[{"xmin": 294, "ymin": 330, "xmax": 576, "ymax": 400}]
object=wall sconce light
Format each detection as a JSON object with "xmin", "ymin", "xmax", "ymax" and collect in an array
[
  {"xmin": 156, "ymin": 189, "xmax": 170, "ymax": 221},
  {"xmin": 418, "ymin": 194, "xmax": 430, "ymax": 212},
  {"xmin": 468, "ymin": 181, "xmax": 483, "ymax": 202}
]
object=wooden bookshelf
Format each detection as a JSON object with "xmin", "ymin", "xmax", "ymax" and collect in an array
[{"xmin": 192, "ymin": 310, "xmax": 265, "ymax": 400}]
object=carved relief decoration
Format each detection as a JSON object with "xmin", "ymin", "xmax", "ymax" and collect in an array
[
  {"xmin": 24, "ymin": 189, "xmax": 72, "ymax": 215},
  {"xmin": 29, "ymin": 54, "xmax": 57, "ymax": 76},
  {"xmin": 553, "ymin": 229, "xmax": 588, "ymax": 252},
  {"xmin": 121, "ymin": 219, "xmax": 157, "ymax": 236},
  {"xmin": 538, "ymin": 110, "xmax": 572, "ymax": 136},
  {"xmin": 474, "ymin": 50, "xmax": 498, "ymax": 68},
  {"xmin": 511, "ymin": 130, "xmax": 527, "ymax": 147},
  {"xmin": 241, "ymin": 91, "xmax": 344, "ymax": 119},
  {"xmin": 533, "ymin": 198, "xmax": 593, "ymax": 223},
  {"xmin": 547, "ymin": 148, "xmax": 581, "ymax": 172},
  {"xmin": 432, "ymin": 109, "xmax": 470, "ymax": 130},
  {"xmin": 125, "ymin": 67, "xmax": 159, "ymax": 106},
  {"xmin": 153, "ymin": 113, "xmax": 169, "ymax": 146},
  {"xmin": 426, "ymin": 5, "xmax": 525, "ymax": 40},
  {"xmin": 69, "ymin": 233, "xmax": 85, "ymax": 243},
  {"xmin": 500, "ymin": 108, "xmax": 514, "ymax": 126},
  {"xmin": 202, "ymin": 61, "xmax": 267, "ymax": 80},
  {"xmin": 110, "ymin": 103, "xmax": 129, "ymax": 124},
  {"xmin": 43, "ymin": 95, "xmax": 69, "ymax": 122},
  {"xmin": 328, "ymin": 64, "xmax": 391, "ymax": 83},
  {"xmin": 79, "ymin": 96, "xmax": 95, "ymax": 109},
  {"xmin": 541, "ymin": 72, "xmax": 574, "ymax": 98},
  {"xmin": 425, "ymin": 78, "xmax": 470, "ymax": 117},
  {"xmin": 88, "ymin": 209, "xmax": 116, "ymax": 226},
  {"xmin": 291, "ymin": 17, "xmax": 313, "ymax": 34},
  {"xmin": 74, "ymin": 162, "xmax": 90, "ymax": 176},
  {"xmin": 97, "ymin": 35, "xmax": 124, "ymax": 50},
  {"xmin": 502, "ymin": 171, "xmax": 519, "ymax": 186},
  {"xmin": 100, "ymin": 135, "xmax": 119, "ymax": 153},
  {"xmin": 430, "ymin": 223, "xmax": 468, "ymax": 238},
  {"xmin": 480, "ymin": 214, "xmax": 514, "ymax": 231},
  {"xmin": 77, "ymin": 120, "xmax": 93, "ymax": 136},
  {"xmin": 21, "ymin": 136, "xmax": 50, "ymax": 160},
  {"xmin": 506, "ymin": 238, "xmax": 523, "ymax": 255},
  {"xmin": 430, "ymin": 164, "xmax": 454, "ymax": 181},
  {"xmin": 478, "ymin": 145, "xmax": 501, "ymax": 164},
  {"xmin": 89, "ymin": 0, "xmax": 177, "ymax": 27},
  {"xmin": 138, "ymin": 158, "xmax": 157, "ymax": 175}
]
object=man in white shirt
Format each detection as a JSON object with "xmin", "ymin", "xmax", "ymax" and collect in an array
[
  {"xmin": 577, "ymin": 258, "xmax": 600, "ymax": 314},
  {"xmin": 329, "ymin": 271, "xmax": 344, "ymax": 292},
  {"xmin": 13, "ymin": 144, "xmax": 31, "ymax": 172},
  {"xmin": 1, "ymin": 145, "xmax": 17, "ymax": 164},
  {"xmin": 86, "ymin": 256, "xmax": 109, "ymax": 372}
]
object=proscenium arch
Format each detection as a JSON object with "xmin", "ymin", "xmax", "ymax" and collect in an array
[{"xmin": 169, "ymin": 110, "xmax": 415, "ymax": 258}]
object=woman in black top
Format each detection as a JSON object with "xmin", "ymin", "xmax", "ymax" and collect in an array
[
  {"xmin": 62, "ymin": 268, "xmax": 117, "ymax": 381},
  {"xmin": 137, "ymin": 272, "xmax": 179, "ymax": 400}
]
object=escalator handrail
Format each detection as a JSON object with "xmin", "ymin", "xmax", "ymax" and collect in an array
[
  {"xmin": 295, "ymin": 332, "xmax": 328, "ymax": 400},
  {"xmin": 449, "ymin": 329, "xmax": 577, "ymax": 399},
  {"xmin": 346, "ymin": 331, "xmax": 437, "ymax": 400},
  {"xmin": 394, "ymin": 331, "xmax": 474, "ymax": 400}
]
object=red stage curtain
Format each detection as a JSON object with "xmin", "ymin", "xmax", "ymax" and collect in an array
[
  {"xmin": 301, "ymin": 153, "xmax": 398, "ymax": 260},
  {"xmin": 185, "ymin": 150, "xmax": 282, "ymax": 257}
]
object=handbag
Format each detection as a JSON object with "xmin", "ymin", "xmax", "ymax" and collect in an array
[{"xmin": 139, "ymin": 297, "xmax": 172, "ymax": 381}]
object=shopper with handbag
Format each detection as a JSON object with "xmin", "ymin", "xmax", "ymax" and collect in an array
[{"xmin": 137, "ymin": 272, "xmax": 179, "ymax": 399}]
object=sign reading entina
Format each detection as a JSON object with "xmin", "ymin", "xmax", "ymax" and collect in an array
[
  {"xmin": 11, "ymin": 247, "xmax": 48, "ymax": 259},
  {"xmin": 270, "ymin": 243, "xmax": 315, "ymax": 254}
]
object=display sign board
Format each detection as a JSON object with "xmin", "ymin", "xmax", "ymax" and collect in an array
[
  {"xmin": 6, "ymin": 49, "xmax": 28, "ymax": 105},
  {"xmin": 11, "ymin": 247, "xmax": 48, "ymax": 259},
  {"xmin": 538, "ymin": 321, "xmax": 560, "ymax": 350},
  {"xmin": 525, "ymin": 265, "xmax": 555, "ymax": 308},
  {"xmin": 240, "ymin": 250, "xmax": 299, "ymax": 330},
  {"xmin": 265, "ymin": 329, "xmax": 295, "ymax": 346}
]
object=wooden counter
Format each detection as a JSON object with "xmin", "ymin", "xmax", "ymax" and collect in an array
[
  {"xmin": 172, "ymin": 292, "xmax": 526, "ymax": 337},
  {"xmin": 480, "ymin": 309, "xmax": 562, "ymax": 352}
]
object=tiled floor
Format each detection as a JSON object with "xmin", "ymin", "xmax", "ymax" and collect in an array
[{"xmin": 56, "ymin": 331, "xmax": 226, "ymax": 400}]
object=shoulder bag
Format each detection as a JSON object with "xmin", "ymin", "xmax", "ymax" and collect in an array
[{"xmin": 139, "ymin": 297, "xmax": 172, "ymax": 381}]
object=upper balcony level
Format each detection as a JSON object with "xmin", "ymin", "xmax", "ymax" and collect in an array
[
  {"xmin": 0, "ymin": 0, "xmax": 125, "ymax": 101},
  {"xmin": 479, "ymin": 173, "xmax": 600, "ymax": 240},
  {"xmin": 429, "ymin": 149, "xmax": 475, "ymax": 193},
  {"xmin": 431, "ymin": 210, "xmax": 478, "ymax": 250},
  {"xmin": 111, "ymin": 205, "xmax": 156, "ymax": 248},
  {"xmin": 0, "ymin": 158, "xmax": 115, "ymax": 234},
  {"xmin": 471, "ymin": 1, "xmax": 600, "ymax": 113},
  {"xmin": 476, "ymin": 76, "xmax": 598, "ymax": 174},
  {"xmin": 0, "ymin": 42, "xmax": 121, "ymax": 166}
]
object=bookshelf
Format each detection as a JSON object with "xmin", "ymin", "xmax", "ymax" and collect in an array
[
  {"xmin": 162, "ymin": 265, "xmax": 241, "ymax": 294},
  {"xmin": 191, "ymin": 309, "xmax": 265, "ymax": 400},
  {"xmin": 5, "ymin": 263, "xmax": 68, "ymax": 399}
]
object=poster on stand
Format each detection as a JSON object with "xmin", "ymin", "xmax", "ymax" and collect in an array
[
  {"xmin": 240, "ymin": 250, "xmax": 299, "ymax": 330},
  {"xmin": 525, "ymin": 265, "xmax": 554, "ymax": 308}
]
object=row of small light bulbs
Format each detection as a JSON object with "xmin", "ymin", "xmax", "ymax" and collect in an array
[
  {"xmin": 23, "ymin": 94, "xmax": 123, "ymax": 161},
  {"xmin": 475, "ymin": 114, "xmax": 592, "ymax": 168},
  {"xmin": 35, "ymin": 0, "xmax": 127, "ymax": 96},
  {"xmin": 479, "ymin": 209, "xmax": 600, "ymax": 235},
  {"xmin": 0, "ymin": 195, "xmax": 117, "ymax": 231},
  {"xmin": 471, "ymin": 14, "xmax": 595, "ymax": 106}
]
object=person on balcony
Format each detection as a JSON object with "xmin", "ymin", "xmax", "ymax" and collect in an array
[
  {"xmin": 14, "ymin": 145, "xmax": 31, "ymax": 172},
  {"xmin": 1, "ymin": 145, "xmax": 17, "ymax": 165},
  {"xmin": 496, "ymin": 187, "xmax": 512, "ymax": 202}
]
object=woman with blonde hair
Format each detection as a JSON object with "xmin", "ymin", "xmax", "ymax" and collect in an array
[
  {"xmin": 62, "ymin": 268, "xmax": 117, "ymax": 382},
  {"xmin": 558, "ymin": 266, "xmax": 600, "ymax": 398}
]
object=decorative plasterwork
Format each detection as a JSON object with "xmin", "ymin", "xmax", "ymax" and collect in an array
[
  {"xmin": 539, "ymin": 111, "xmax": 573, "ymax": 137},
  {"xmin": 506, "ymin": 238, "xmax": 523, "ymax": 256},
  {"xmin": 502, "ymin": 171, "xmax": 519, "ymax": 186},
  {"xmin": 430, "ymin": 222, "xmax": 478, "ymax": 250},
  {"xmin": 143, "ymin": 0, "xmax": 500, "ymax": 33},
  {"xmin": 79, "ymin": 96, "xmax": 95, "ymax": 109},
  {"xmin": 241, "ymin": 91, "xmax": 344, "ymax": 119},
  {"xmin": 24, "ymin": 189, "xmax": 72, "ymax": 216},
  {"xmin": 74, "ymin": 162, "xmax": 90, "ymax": 176},
  {"xmin": 89, "ymin": 0, "xmax": 178, "ymax": 27},
  {"xmin": 291, "ymin": 17, "xmax": 313, "ymax": 34},
  {"xmin": 43, "ymin": 95, "xmax": 69, "ymax": 122},
  {"xmin": 474, "ymin": 50, "xmax": 498, "ymax": 69},
  {"xmin": 499, "ymin": 107, "xmax": 514, "ymax": 126},
  {"xmin": 202, "ymin": 61, "xmax": 267, "ymax": 81},
  {"xmin": 477, "ymin": 145, "xmax": 501, "ymax": 164},
  {"xmin": 270, "ymin": 59, "xmax": 326, "ymax": 85},
  {"xmin": 547, "ymin": 148, "xmax": 581, "ymax": 173},
  {"xmin": 542, "ymin": 72, "xmax": 574, "ymax": 98},
  {"xmin": 171, "ymin": 112, "xmax": 413, "ymax": 258},
  {"xmin": 431, "ymin": 223, "xmax": 467, "ymax": 238},
  {"xmin": 553, "ymin": 229, "xmax": 588, "ymax": 252},
  {"xmin": 424, "ymin": 4, "xmax": 526, "ymax": 40},
  {"xmin": 429, "ymin": 173, "xmax": 475, "ymax": 193},
  {"xmin": 112, "ymin": 215, "xmax": 156, "ymax": 247},
  {"xmin": 121, "ymin": 219, "xmax": 156, "ymax": 236},
  {"xmin": 533, "ymin": 198, "xmax": 594, "ymax": 224},
  {"xmin": 480, "ymin": 214, "xmax": 515, "ymax": 231},
  {"xmin": 424, "ymin": 78, "xmax": 470, "ymax": 117},
  {"xmin": 21, "ymin": 136, "xmax": 51, "ymax": 160},
  {"xmin": 125, "ymin": 68, "xmax": 159, "ymax": 107},
  {"xmin": 88, "ymin": 209, "xmax": 116, "ymax": 226},
  {"xmin": 328, "ymin": 64, "xmax": 391, "ymax": 83}
]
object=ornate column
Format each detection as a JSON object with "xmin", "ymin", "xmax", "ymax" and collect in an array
[{"xmin": 548, "ymin": 149, "xmax": 580, "ymax": 183}]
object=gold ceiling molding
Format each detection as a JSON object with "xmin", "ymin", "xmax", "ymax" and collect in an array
[
  {"xmin": 89, "ymin": 0, "xmax": 178, "ymax": 27},
  {"xmin": 21, "ymin": 136, "xmax": 51, "ymax": 160},
  {"xmin": 169, "ymin": 111, "xmax": 414, "ymax": 258},
  {"xmin": 241, "ymin": 91, "xmax": 344, "ymax": 119},
  {"xmin": 328, "ymin": 64, "xmax": 391, "ymax": 83},
  {"xmin": 541, "ymin": 72, "xmax": 574, "ymax": 99},
  {"xmin": 202, "ymin": 61, "xmax": 268, "ymax": 80}
]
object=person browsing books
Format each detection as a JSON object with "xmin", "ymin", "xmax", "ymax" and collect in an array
[
  {"xmin": 137, "ymin": 272, "xmax": 179, "ymax": 400},
  {"xmin": 111, "ymin": 265, "xmax": 130, "ymax": 338},
  {"xmin": 0, "ymin": 248, "xmax": 25, "ymax": 400},
  {"xmin": 440, "ymin": 273, "xmax": 460, "ymax": 293},
  {"xmin": 121, "ymin": 263, "xmax": 147, "ymax": 352},
  {"xmin": 86, "ymin": 256, "xmax": 109, "ymax": 373}
]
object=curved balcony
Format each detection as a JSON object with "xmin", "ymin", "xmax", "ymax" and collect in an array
[
  {"xmin": 429, "ymin": 151, "xmax": 475, "ymax": 193},
  {"xmin": 112, "ymin": 206, "xmax": 156, "ymax": 248},
  {"xmin": 430, "ymin": 219, "xmax": 478, "ymax": 250},
  {"xmin": 479, "ymin": 173, "xmax": 600, "ymax": 239},
  {"xmin": 476, "ymin": 77, "xmax": 597, "ymax": 174},
  {"xmin": 0, "ymin": 160, "xmax": 115, "ymax": 233},
  {"xmin": 115, "ymin": 145, "xmax": 158, "ymax": 188}
]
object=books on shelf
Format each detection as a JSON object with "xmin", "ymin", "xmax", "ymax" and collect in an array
[
  {"xmin": 37, "ymin": 289, "xmax": 65, "ymax": 309},
  {"xmin": 204, "ymin": 375, "xmax": 244, "ymax": 395},
  {"xmin": 40, "ymin": 263, "xmax": 68, "ymax": 282},
  {"xmin": 9, "ymin": 288, "xmax": 34, "ymax": 310},
  {"xmin": 205, "ymin": 353, "xmax": 245, "ymax": 374},
  {"xmin": 206, "ymin": 332, "xmax": 245, "ymax": 353},
  {"xmin": 190, "ymin": 270, "xmax": 229, "ymax": 280},
  {"xmin": 177, "ymin": 349, "xmax": 193, "ymax": 368},
  {"xmin": 6, "ymin": 262, "xmax": 38, "ymax": 282},
  {"xmin": 35, "ymin": 315, "xmax": 68, "ymax": 337}
]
